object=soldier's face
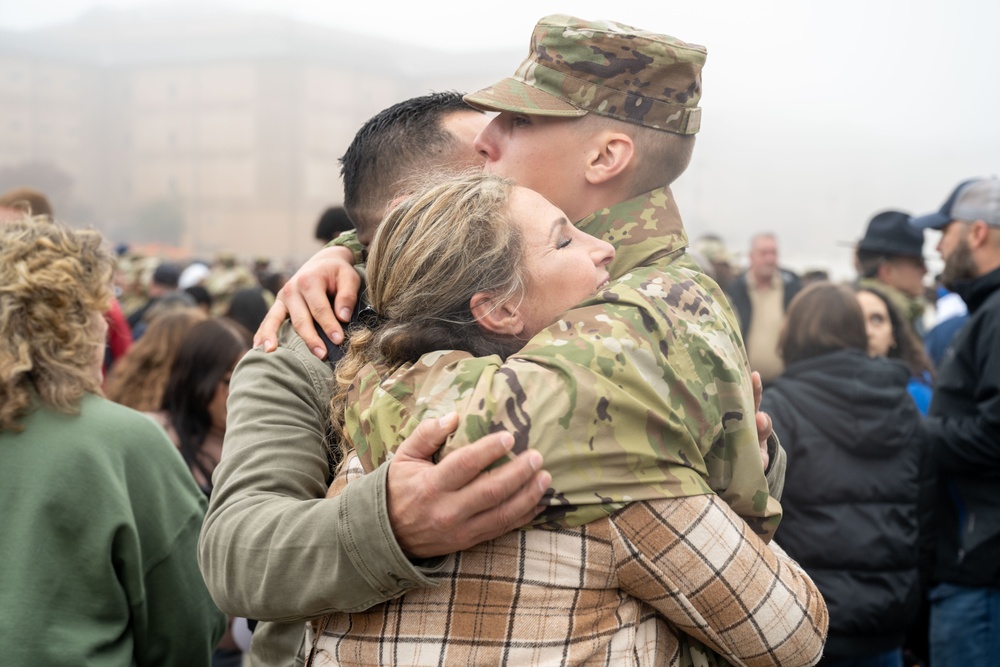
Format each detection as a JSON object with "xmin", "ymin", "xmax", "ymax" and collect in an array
[
  {"xmin": 509, "ymin": 186, "xmax": 615, "ymax": 339},
  {"xmin": 474, "ymin": 112, "xmax": 588, "ymax": 221},
  {"xmin": 440, "ymin": 110, "xmax": 489, "ymax": 169}
]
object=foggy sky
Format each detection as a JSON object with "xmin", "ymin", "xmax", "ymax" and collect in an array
[{"xmin": 3, "ymin": 0, "xmax": 998, "ymax": 278}]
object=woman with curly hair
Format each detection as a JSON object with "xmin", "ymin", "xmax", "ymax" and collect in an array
[{"xmin": 0, "ymin": 218, "xmax": 224, "ymax": 665}]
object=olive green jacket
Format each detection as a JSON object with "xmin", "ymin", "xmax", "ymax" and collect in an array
[{"xmin": 199, "ymin": 324, "xmax": 447, "ymax": 667}]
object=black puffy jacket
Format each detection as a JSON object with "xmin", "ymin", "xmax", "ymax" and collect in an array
[
  {"xmin": 925, "ymin": 265, "xmax": 1000, "ymax": 587},
  {"xmin": 760, "ymin": 349, "xmax": 934, "ymax": 658}
]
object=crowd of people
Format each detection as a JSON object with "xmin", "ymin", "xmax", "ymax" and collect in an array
[{"xmin": 2, "ymin": 12, "xmax": 998, "ymax": 667}]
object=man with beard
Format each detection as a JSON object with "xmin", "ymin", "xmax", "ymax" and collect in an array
[{"xmin": 910, "ymin": 176, "xmax": 1000, "ymax": 667}]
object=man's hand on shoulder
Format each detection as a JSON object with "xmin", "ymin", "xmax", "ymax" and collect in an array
[
  {"xmin": 254, "ymin": 245, "xmax": 360, "ymax": 358},
  {"xmin": 386, "ymin": 413, "xmax": 551, "ymax": 559}
]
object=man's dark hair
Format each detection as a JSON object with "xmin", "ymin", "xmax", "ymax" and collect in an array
[
  {"xmin": 314, "ymin": 206, "xmax": 354, "ymax": 243},
  {"xmin": 339, "ymin": 91, "xmax": 479, "ymax": 244}
]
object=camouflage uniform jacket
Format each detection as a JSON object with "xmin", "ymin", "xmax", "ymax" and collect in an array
[{"xmin": 344, "ymin": 186, "xmax": 782, "ymax": 539}]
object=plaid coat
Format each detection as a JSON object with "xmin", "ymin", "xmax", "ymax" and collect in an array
[{"xmin": 307, "ymin": 455, "xmax": 828, "ymax": 667}]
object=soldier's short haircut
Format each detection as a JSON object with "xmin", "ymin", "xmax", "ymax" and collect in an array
[
  {"xmin": 574, "ymin": 114, "xmax": 695, "ymax": 196},
  {"xmin": 339, "ymin": 92, "xmax": 480, "ymax": 245},
  {"xmin": 778, "ymin": 282, "xmax": 869, "ymax": 366}
]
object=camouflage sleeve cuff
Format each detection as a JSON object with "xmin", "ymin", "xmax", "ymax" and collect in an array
[{"xmin": 327, "ymin": 230, "xmax": 366, "ymax": 265}]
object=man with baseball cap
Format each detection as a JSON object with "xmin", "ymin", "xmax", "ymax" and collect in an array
[
  {"xmin": 855, "ymin": 210, "xmax": 929, "ymax": 335},
  {"xmin": 910, "ymin": 176, "xmax": 1000, "ymax": 667},
  {"xmin": 298, "ymin": 14, "xmax": 824, "ymax": 666}
]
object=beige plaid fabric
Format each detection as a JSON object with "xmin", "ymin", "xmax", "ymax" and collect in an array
[{"xmin": 308, "ymin": 456, "xmax": 827, "ymax": 667}]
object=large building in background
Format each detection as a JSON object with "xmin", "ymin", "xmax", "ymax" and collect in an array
[{"xmin": 0, "ymin": 5, "xmax": 515, "ymax": 263}]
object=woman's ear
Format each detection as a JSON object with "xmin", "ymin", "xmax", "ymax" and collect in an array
[
  {"xmin": 585, "ymin": 131, "xmax": 635, "ymax": 185},
  {"xmin": 470, "ymin": 292, "xmax": 525, "ymax": 336}
]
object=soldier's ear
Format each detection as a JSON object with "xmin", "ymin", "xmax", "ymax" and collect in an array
[
  {"xmin": 585, "ymin": 131, "xmax": 634, "ymax": 185},
  {"xmin": 470, "ymin": 292, "xmax": 525, "ymax": 336}
]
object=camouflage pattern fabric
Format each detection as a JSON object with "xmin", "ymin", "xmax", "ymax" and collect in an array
[
  {"xmin": 205, "ymin": 259, "xmax": 258, "ymax": 316},
  {"xmin": 343, "ymin": 186, "xmax": 782, "ymax": 541},
  {"xmin": 464, "ymin": 14, "xmax": 705, "ymax": 135},
  {"xmin": 328, "ymin": 229, "xmax": 366, "ymax": 266},
  {"xmin": 114, "ymin": 253, "xmax": 149, "ymax": 318}
]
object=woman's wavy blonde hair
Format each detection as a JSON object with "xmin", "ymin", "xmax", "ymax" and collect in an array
[
  {"xmin": 330, "ymin": 171, "xmax": 526, "ymax": 459},
  {"xmin": 0, "ymin": 218, "xmax": 113, "ymax": 432}
]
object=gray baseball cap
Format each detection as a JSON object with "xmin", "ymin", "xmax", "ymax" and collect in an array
[
  {"xmin": 951, "ymin": 177, "xmax": 1000, "ymax": 227},
  {"xmin": 910, "ymin": 177, "xmax": 998, "ymax": 230}
]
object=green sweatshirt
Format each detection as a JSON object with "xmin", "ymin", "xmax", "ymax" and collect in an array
[{"xmin": 0, "ymin": 394, "xmax": 224, "ymax": 666}]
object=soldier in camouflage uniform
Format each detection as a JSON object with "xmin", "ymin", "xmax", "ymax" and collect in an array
[
  {"xmin": 340, "ymin": 15, "xmax": 780, "ymax": 536},
  {"xmin": 310, "ymin": 15, "xmax": 825, "ymax": 667}
]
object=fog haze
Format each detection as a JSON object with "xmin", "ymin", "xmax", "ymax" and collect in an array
[{"xmin": 2, "ymin": 0, "xmax": 997, "ymax": 276}]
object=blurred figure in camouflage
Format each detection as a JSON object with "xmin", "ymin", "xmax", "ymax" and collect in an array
[
  {"xmin": 114, "ymin": 251, "xmax": 151, "ymax": 318},
  {"xmin": 692, "ymin": 232, "xmax": 737, "ymax": 291},
  {"xmin": 205, "ymin": 252, "xmax": 258, "ymax": 316},
  {"xmin": 301, "ymin": 14, "xmax": 825, "ymax": 667}
]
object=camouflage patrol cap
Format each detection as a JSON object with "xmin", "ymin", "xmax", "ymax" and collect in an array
[{"xmin": 464, "ymin": 14, "xmax": 706, "ymax": 135}]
